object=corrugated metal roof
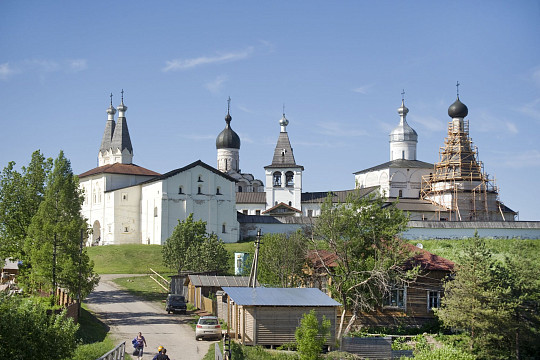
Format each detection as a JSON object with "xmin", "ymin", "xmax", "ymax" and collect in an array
[
  {"xmin": 188, "ymin": 275, "xmax": 255, "ymax": 287},
  {"xmin": 301, "ymin": 187, "xmax": 379, "ymax": 203},
  {"xmin": 222, "ymin": 287, "xmax": 341, "ymax": 307}
]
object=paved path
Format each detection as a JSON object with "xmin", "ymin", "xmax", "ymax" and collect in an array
[{"xmin": 85, "ymin": 274, "xmax": 213, "ymax": 360}]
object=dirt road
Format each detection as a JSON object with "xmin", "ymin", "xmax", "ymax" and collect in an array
[{"xmin": 85, "ymin": 274, "xmax": 213, "ymax": 360}]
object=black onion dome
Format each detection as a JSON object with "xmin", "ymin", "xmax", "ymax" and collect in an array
[
  {"xmin": 448, "ymin": 97, "xmax": 469, "ymax": 118},
  {"xmin": 216, "ymin": 113, "xmax": 240, "ymax": 149}
]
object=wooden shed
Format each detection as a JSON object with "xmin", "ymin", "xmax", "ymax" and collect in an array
[
  {"xmin": 222, "ymin": 287, "xmax": 341, "ymax": 348},
  {"xmin": 186, "ymin": 275, "xmax": 254, "ymax": 314}
]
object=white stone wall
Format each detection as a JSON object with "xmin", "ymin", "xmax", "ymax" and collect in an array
[
  {"xmin": 236, "ymin": 203, "xmax": 266, "ymax": 215},
  {"xmin": 265, "ymin": 168, "xmax": 302, "ymax": 212}
]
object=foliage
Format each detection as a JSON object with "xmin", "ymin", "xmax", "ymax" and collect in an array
[
  {"xmin": 312, "ymin": 190, "xmax": 412, "ymax": 334},
  {"xmin": 436, "ymin": 233, "xmax": 540, "ymax": 359},
  {"xmin": 162, "ymin": 213, "xmax": 230, "ymax": 273},
  {"xmin": 20, "ymin": 151, "xmax": 99, "ymax": 300},
  {"xmin": 0, "ymin": 294, "xmax": 79, "ymax": 360},
  {"xmin": 0, "ymin": 150, "xmax": 52, "ymax": 260},
  {"xmin": 412, "ymin": 344, "xmax": 476, "ymax": 360},
  {"xmin": 258, "ymin": 230, "xmax": 309, "ymax": 287},
  {"xmin": 295, "ymin": 309, "xmax": 331, "ymax": 360},
  {"xmin": 229, "ymin": 342, "xmax": 298, "ymax": 360}
]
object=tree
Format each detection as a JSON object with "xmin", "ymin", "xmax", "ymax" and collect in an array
[
  {"xmin": 21, "ymin": 151, "xmax": 99, "ymax": 299},
  {"xmin": 0, "ymin": 294, "xmax": 78, "ymax": 360},
  {"xmin": 436, "ymin": 234, "xmax": 507, "ymax": 359},
  {"xmin": 162, "ymin": 213, "xmax": 230, "ymax": 273},
  {"xmin": 295, "ymin": 309, "xmax": 331, "ymax": 360},
  {"xmin": 438, "ymin": 235, "xmax": 540, "ymax": 359},
  {"xmin": 258, "ymin": 230, "xmax": 308, "ymax": 287},
  {"xmin": 312, "ymin": 190, "xmax": 413, "ymax": 336},
  {"xmin": 0, "ymin": 150, "xmax": 52, "ymax": 260}
]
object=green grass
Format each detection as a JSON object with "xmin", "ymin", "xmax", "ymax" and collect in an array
[
  {"xmin": 112, "ymin": 275, "xmax": 170, "ymax": 303},
  {"xmin": 87, "ymin": 244, "xmax": 170, "ymax": 274},
  {"xmin": 73, "ymin": 304, "xmax": 117, "ymax": 360},
  {"xmin": 410, "ymin": 238, "xmax": 540, "ymax": 264}
]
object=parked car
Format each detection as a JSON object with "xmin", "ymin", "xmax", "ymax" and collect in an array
[
  {"xmin": 195, "ymin": 316, "xmax": 222, "ymax": 340},
  {"xmin": 165, "ymin": 294, "xmax": 187, "ymax": 314}
]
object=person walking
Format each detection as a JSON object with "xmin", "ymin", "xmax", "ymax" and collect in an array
[
  {"xmin": 156, "ymin": 348, "xmax": 171, "ymax": 360},
  {"xmin": 152, "ymin": 346, "xmax": 164, "ymax": 360},
  {"xmin": 134, "ymin": 332, "xmax": 147, "ymax": 359}
]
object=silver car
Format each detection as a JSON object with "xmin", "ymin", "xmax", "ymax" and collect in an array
[{"xmin": 195, "ymin": 316, "xmax": 222, "ymax": 340}]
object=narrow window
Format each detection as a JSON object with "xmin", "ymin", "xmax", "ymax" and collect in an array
[
  {"xmin": 288, "ymin": 201, "xmax": 292, "ymax": 206},
  {"xmin": 285, "ymin": 171, "xmax": 294, "ymax": 187},
  {"xmin": 402, "ymin": 150, "xmax": 405, "ymax": 159},
  {"xmin": 256, "ymin": 210, "xmax": 261, "ymax": 215},
  {"xmin": 273, "ymin": 172, "xmax": 282, "ymax": 187},
  {"xmin": 216, "ymin": 187, "xmax": 221, "ymax": 195},
  {"xmin": 243, "ymin": 210, "xmax": 248, "ymax": 215},
  {"xmin": 238, "ymin": 186, "xmax": 243, "ymax": 193},
  {"xmin": 222, "ymin": 223, "xmax": 226, "ymax": 233},
  {"xmin": 198, "ymin": 186, "xmax": 202, "ymax": 194},
  {"xmin": 308, "ymin": 210, "xmax": 313, "ymax": 217},
  {"xmin": 398, "ymin": 190, "xmax": 403, "ymax": 198},
  {"xmin": 198, "ymin": 175, "xmax": 203, "ymax": 182},
  {"xmin": 154, "ymin": 207, "xmax": 158, "ymax": 217},
  {"xmin": 124, "ymin": 226, "xmax": 129, "ymax": 232},
  {"xmin": 427, "ymin": 291, "xmax": 440, "ymax": 310},
  {"xmin": 178, "ymin": 186, "xmax": 183, "ymax": 194}
]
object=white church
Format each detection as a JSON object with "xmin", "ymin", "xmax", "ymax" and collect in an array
[{"xmin": 80, "ymin": 90, "xmax": 540, "ymax": 245}]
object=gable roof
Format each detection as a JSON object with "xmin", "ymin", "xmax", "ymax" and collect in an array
[
  {"xmin": 140, "ymin": 160, "xmax": 237, "ymax": 185},
  {"xmin": 222, "ymin": 287, "xmax": 341, "ymax": 307},
  {"xmin": 354, "ymin": 159, "xmax": 434, "ymax": 175},
  {"xmin": 79, "ymin": 163, "xmax": 160, "ymax": 178},
  {"xmin": 301, "ymin": 187, "xmax": 379, "ymax": 203},
  {"xmin": 306, "ymin": 250, "xmax": 339, "ymax": 269},
  {"xmin": 262, "ymin": 202, "xmax": 302, "ymax": 215},
  {"xmin": 402, "ymin": 243, "xmax": 455, "ymax": 272},
  {"xmin": 236, "ymin": 192, "xmax": 266, "ymax": 204},
  {"xmin": 188, "ymin": 275, "xmax": 256, "ymax": 287}
]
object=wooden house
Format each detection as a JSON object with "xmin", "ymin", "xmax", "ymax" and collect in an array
[
  {"xmin": 186, "ymin": 275, "xmax": 254, "ymax": 314},
  {"xmin": 305, "ymin": 245, "xmax": 454, "ymax": 328},
  {"xmin": 221, "ymin": 287, "xmax": 341, "ymax": 347}
]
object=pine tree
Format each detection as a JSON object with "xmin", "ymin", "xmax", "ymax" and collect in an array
[{"xmin": 22, "ymin": 151, "xmax": 99, "ymax": 299}]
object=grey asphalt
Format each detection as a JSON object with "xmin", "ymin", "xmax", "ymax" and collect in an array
[{"xmin": 85, "ymin": 274, "xmax": 214, "ymax": 360}]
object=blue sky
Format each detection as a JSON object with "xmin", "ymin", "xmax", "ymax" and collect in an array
[{"xmin": 1, "ymin": 1, "xmax": 539, "ymax": 220}]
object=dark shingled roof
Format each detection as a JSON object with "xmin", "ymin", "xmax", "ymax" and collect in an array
[
  {"xmin": 354, "ymin": 159, "xmax": 434, "ymax": 175},
  {"xmin": 383, "ymin": 197, "xmax": 447, "ymax": 212},
  {"xmin": 301, "ymin": 186, "xmax": 379, "ymax": 203},
  {"xmin": 402, "ymin": 243, "xmax": 455, "ymax": 272},
  {"xmin": 110, "ymin": 115, "xmax": 133, "ymax": 153},
  {"xmin": 265, "ymin": 132, "xmax": 303, "ymax": 169},
  {"xmin": 140, "ymin": 160, "xmax": 237, "ymax": 185},
  {"xmin": 79, "ymin": 163, "xmax": 160, "ymax": 178},
  {"xmin": 236, "ymin": 192, "xmax": 266, "ymax": 204}
]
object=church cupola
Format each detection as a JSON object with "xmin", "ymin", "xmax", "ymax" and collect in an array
[
  {"xmin": 216, "ymin": 97, "xmax": 241, "ymax": 173},
  {"xmin": 99, "ymin": 93, "xmax": 116, "ymax": 162},
  {"xmin": 109, "ymin": 90, "xmax": 133, "ymax": 164},
  {"xmin": 390, "ymin": 91, "xmax": 418, "ymax": 161}
]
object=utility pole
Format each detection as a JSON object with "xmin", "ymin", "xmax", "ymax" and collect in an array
[{"xmin": 248, "ymin": 229, "xmax": 262, "ymax": 288}]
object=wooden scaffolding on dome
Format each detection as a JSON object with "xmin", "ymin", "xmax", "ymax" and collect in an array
[{"xmin": 420, "ymin": 117, "xmax": 505, "ymax": 221}]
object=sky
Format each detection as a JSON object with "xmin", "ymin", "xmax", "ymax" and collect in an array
[{"xmin": 1, "ymin": 1, "xmax": 539, "ymax": 220}]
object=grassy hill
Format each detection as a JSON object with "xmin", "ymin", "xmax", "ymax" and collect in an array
[
  {"xmin": 86, "ymin": 238, "xmax": 540, "ymax": 275},
  {"xmin": 87, "ymin": 242, "xmax": 254, "ymax": 275}
]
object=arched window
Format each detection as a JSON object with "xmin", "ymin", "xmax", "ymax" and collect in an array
[
  {"xmin": 216, "ymin": 187, "xmax": 221, "ymax": 195},
  {"xmin": 154, "ymin": 206, "xmax": 158, "ymax": 217},
  {"xmin": 286, "ymin": 171, "xmax": 294, "ymax": 187},
  {"xmin": 198, "ymin": 186, "xmax": 202, "ymax": 194},
  {"xmin": 222, "ymin": 223, "xmax": 226, "ymax": 233},
  {"xmin": 288, "ymin": 201, "xmax": 292, "ymax": 206},
  {"xmin": 273, "ymin": 171, "xmax": 282, "ymax": 187},
  {"xmin": 398, "ymin": 190, "xmax": 403, "ymax": 198},
  {"xmin": 178, "ymin": 186, "xmax": 183, "ymax": 194},
  {"xmin": 238, "ymin": 186, "xmax": 243, "ymax": 192},
  {"xmin": 198, "ymin": 175, "xmax": 203, "ymax": 182}
]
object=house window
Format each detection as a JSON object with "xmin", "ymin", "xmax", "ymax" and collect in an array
[
  {"xmin": 256, "ymin": 210, "xmax": 261, "ymax": 215},
  {"xmin": 308, "ymin": 210, "xmax": 313, "ymax": 217},
  {"xmin": 122, "ymin": 193, "xmax": 128, "ymax": 201},
  {"xmin": 198, "ymin": 186, "xmax": 202, "ymax": 194},
  {"xmin": 238, "ymin": 186, "xmax": 243, "ymax": 192},
  {"xmin": 273, "ymin": 172, "xmax": 282, "ymax": 187},
  {"xmin": 384, "ymin": 287, "xmax": 406, "ymax": 309},
  {"xmin": 398, "ymin": 190, "xmax": 403, "ymax": 198},
  {"xmin": 242, "ymin": 210, "xmax": 248, "ymax": 215},
  {"xmin": 216, "ymin": 187, "xmax": 221, "ymax": 195},
  {"xmin": 222, "ymin": 223, "xmax": 226, "ymax": 233},
  {"xmin": 178, "ymin": 186, "xmax": 183, "ymax": 194},
  {"xmin": 427, "ymin": 291, "xmax": 440, "ymax": 310}
]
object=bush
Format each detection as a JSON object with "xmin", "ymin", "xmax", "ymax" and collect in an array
[
  {"xmin": 295, "ymin": 310, "xmax": 331, "ymax": 360},
  {"xmin": 413, "ymin": 345, "xmax": 476, "ymax": 360}
]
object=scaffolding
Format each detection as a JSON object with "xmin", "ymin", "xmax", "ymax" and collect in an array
[{"xmin": 420, "ymin": 117, "xmax": 509, "ymax": 221}]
